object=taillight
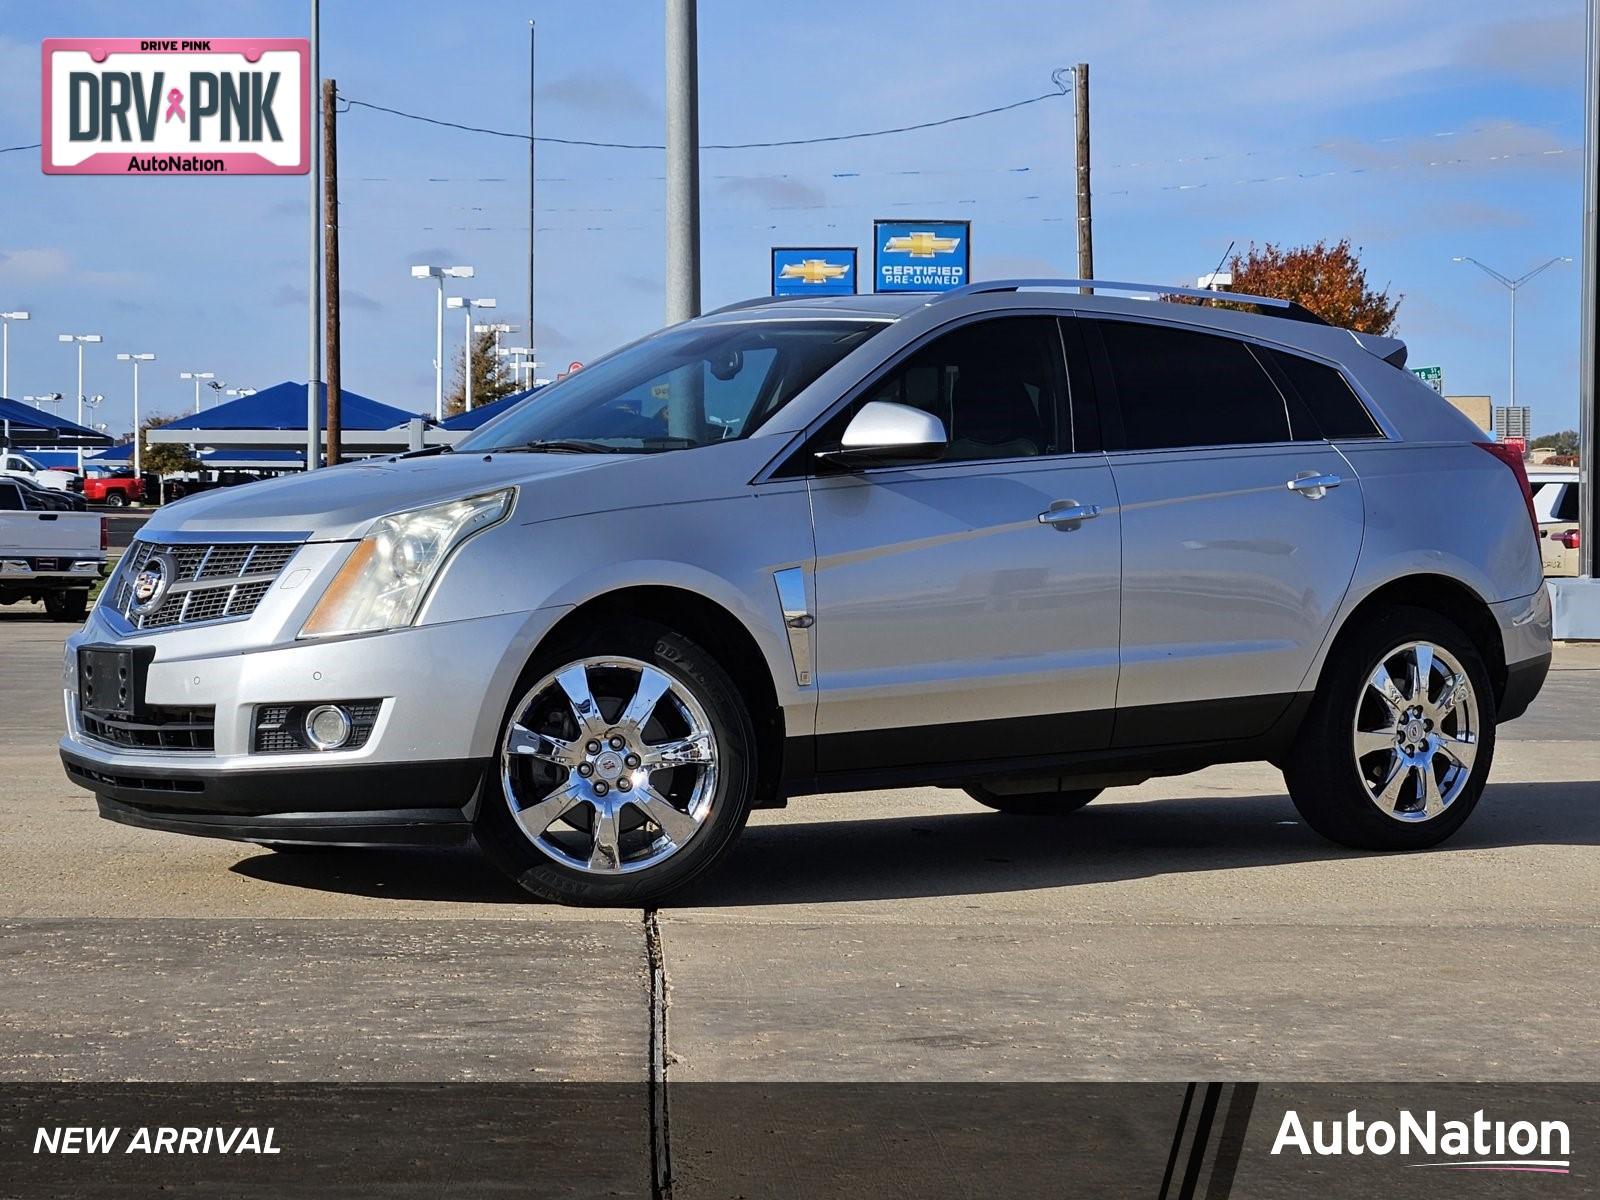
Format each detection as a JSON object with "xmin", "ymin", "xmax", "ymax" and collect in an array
[
  {"xmin": 99, "ymin": 517, "xmax": 108, "ymax": 551},
  {"xmin": 1474, "ymin": 442, "xmax": 1538, "ymax": 540},
  {"xmin": 1558, "ymin": 529, "xmax": 1581, "ymax": 551}
]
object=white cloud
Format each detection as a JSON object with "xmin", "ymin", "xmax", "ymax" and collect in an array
[{"xmin": 0, "ymin": 246, "xmax": 140, "ymax": 291}]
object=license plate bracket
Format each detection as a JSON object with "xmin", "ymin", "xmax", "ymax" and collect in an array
[{"xmin": 77, "ymin": 644, "xmax": 155, "ymax": 719}]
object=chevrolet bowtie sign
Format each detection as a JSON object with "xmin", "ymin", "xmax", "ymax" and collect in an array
[
  {"xmin": 42, "ymin": 39, "xmax": 310, "ymax": 175},
  {"xmin": 873, "ymin": 219, "xmax": 971, "ymax": 292},
  {"xmin": 771, "ymin": 247, "xmax": 858, "ymax": 297}
]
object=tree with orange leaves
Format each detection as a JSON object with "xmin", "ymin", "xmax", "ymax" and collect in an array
[{"xmin": 1173, "ymin": 240, "xmax": 1401, "ymax": 334}]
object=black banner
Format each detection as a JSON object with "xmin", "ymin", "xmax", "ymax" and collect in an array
[{"xmin": 3, "ymin": 1083, "xmax": 1595, "ymax": 1198}]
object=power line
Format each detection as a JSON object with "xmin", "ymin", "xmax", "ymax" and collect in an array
[
  {"xmin": 340, "ymin": 78, "xmax": 1072, "ymax": 151},
  {"xmin": 0, "ymin": 143, "xmax": 41, "ymax": 155}
]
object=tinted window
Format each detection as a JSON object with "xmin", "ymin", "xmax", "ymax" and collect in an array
[
  {"xmin": 1096, "ymin": 321, "xmax": 1290, "ymax": 450},
  {"xmin": 0, "ymin": 483, "xmax": 20, "ymax": 511},
  {"xmin": 1268, "ymin": 348, "xmax": 1381, "ymax": 440},
  {"xmin": 861, "ymin": 317, "xmax": 1065, "ymax": 461},
  {"xmin": 1554, "ymin": 483, "xmax": 1580, "ymax": 522}
]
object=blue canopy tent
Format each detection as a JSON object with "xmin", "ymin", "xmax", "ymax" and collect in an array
[
  {"xmin": 88, "ymin": 443, "xmax": 307, "ymax": 471},
  {"xmin": 439, "ymin": 386, "xmax": 543, "ymax": 432},
  {"xmin": 0, "ymin": 396, "xmax": 115, "ymax": 449},
  {"xmin": 156, "ymin": 381, "xmax": 421, "ymax": 433}
]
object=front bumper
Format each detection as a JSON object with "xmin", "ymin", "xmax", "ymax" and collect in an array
[
  {"xmin": 62, "ymin": 750, "xmax": 485, "ymax": 846},
  {"xmin": 59, "ymin": 603, "xmax": 569, "ymax": 845}
]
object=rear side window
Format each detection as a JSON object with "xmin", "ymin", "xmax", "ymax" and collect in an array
[
  {"xmin": 1094, "ymin": 321, "xmax": 1290, "ymax": 450},
  {"xmin": 1268, "ymin": 348, "xmax": 1382, "ymax": 440},
  {"xmin": 0, "ymin": 483, "xmax": 21, "ymax": 511},
  {"xmin": 1554, "ymin": 483, "xmax": 1580, "ymax": 523}
]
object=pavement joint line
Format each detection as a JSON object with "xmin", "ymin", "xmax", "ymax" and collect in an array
[{"xmin": 644, "ymin": 908, "xmax": 673, "ymax": 1200}]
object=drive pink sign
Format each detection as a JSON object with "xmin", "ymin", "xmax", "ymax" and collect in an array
[{"xmin": 42, "ymin": 38, "xmax": 309, "ymax": 175}]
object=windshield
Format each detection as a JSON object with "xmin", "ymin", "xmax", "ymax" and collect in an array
[{"xmin": 459, "ymin": 319, "xmax": 884, "ymax": 453}]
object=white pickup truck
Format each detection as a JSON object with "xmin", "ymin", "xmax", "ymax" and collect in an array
[{"xmin": 0, "ymin": 476, "xmax": 106, "ymax": 621}]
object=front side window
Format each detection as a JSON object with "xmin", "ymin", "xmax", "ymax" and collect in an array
[
  {"xmin": 857, "ymin": 316, "xmax": 1066, "ymax": 461},
  {"xmin": 460, "ymin": 320, "xmax": 883, "ymax": 454},
  {"xmin": 1095, "ymin": 320, "xmax": 1291, "ymax": 450}
]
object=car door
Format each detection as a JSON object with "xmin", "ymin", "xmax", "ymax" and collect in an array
[
  {"xmin": 804, "ymin": 315, "xmax": 1121, "ymax": 773},
  {"xmin": 1083, "ymin": 317, "xmax": 1366, "ymax": 745}
]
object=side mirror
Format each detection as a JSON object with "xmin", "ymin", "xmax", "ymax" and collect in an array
[{"xmin": 816, "ymin": 400, "xmax": 948, "ymax": 468}]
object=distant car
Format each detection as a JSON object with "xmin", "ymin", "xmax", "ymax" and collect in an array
[
  {"xmin": 82, "ymin": 468, "xmax": 144, "ymax": 508},
  {"xmin": 13, "ymin": 477, "xmax": 87, "ymax": 512},
  {"xmin": 0, "ymin": 452, "xmax": 81, "ymax": 493},
  {"xmin": 1530, "ymin": 467, "xmax": 1580, "ymax": 577}
]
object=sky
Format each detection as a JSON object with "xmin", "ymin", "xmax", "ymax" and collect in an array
[{"xmin": 0, "ymin": 0, "xmax": 1591, "ymax": 438}]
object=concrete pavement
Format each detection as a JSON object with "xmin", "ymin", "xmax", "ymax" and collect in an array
[{"xmin": 1, "ymin": 607, "xmax": 1595, "ymax": 1084}]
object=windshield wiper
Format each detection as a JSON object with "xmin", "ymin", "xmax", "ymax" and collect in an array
[
  {"xmin": 498, "ymin": 439, "xmax": 629, "ymax": 455},
  {"xmin": 395, "ymin": 444, "xmax": 453, "ymax": 458}
]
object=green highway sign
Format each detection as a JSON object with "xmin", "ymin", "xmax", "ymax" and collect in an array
[{"xmin": 1411, "ymin": 365, "xmax": 1444, "ymax": 394}]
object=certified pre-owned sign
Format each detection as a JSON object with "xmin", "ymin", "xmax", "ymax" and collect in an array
[{"xmin": 42, "ymin": 39, "xmax": 310, "ymax": 175}]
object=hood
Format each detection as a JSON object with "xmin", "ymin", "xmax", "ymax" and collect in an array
[{"xmin": 141, "ymin": 451, "xmax": 616, "ymax": 541}]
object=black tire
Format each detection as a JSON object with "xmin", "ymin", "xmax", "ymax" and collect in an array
[
  {"xmin": 1284, "ymin": 605, "xmax": 1496, "ymax": 851},
  {"xmin": 104, "ymin": 491, "xmax": 126, "ymax": 508},
  {"xmin": 475, "ymin": 619, "xmax": 758, "ymax": 906},
  {"xmin": 964, "ymin": 783, "xmax": 1102, "ymax": 816},
  {"xmin": 44, "ymin": 590, "xmax": 88, "ymax": 623}
]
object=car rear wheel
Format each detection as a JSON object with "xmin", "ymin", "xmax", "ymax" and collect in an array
[
  {"xmin": 104, "ymin": 491, "xmax": 126, "ymax": 508},
  {"xmin": 963, "ymin": 783, "xmax": 1102, "ymax": 816},
  {"xmin": 476, "ymin": 620, "xmax": 757, "ymax": 906},
  {"xmin": 1284, "ymin": 606, "xmax": 1495, "ymax": 850}
]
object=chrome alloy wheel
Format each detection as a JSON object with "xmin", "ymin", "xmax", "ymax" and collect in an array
[
  {"xmin": 1351, "ymin": 640, "xmax": 1480, "ymax": 823},
  {"xmin": 500, "ymin": 656, "xmax": 718, "ymax": 874}
]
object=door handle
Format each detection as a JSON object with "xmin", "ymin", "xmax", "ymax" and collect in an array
[
  {"xmin": 1286, "ymin": 472, "xmax": 1342, "ymax": 499},
  {"xmin": 1038, "ymin": 501, "xmax": 1102, "ymax": 528}
]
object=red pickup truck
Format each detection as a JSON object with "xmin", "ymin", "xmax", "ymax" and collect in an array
[{"xmin": 81, "ymin": 469, "xmax": 144, "ymax": 507}]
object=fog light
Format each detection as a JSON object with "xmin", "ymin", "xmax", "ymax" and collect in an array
[{"xmin": 304, "ymin": 704, "xmax": 353, "ymax": 750}]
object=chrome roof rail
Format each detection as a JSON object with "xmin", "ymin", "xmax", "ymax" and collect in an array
[{"xmin": 941, "ymin": 278, "xmax": 1331, "ymax": 325}]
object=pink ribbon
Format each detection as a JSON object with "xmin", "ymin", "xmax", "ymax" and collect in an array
[{"xmin": 164, "ymin": 88, "xmax": 185, "ymax": 123}]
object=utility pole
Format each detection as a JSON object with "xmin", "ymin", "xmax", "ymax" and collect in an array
[
  {"xmin": 665, "ymin": 0, "xmax": 701, "ymax": 323},
  {"xmin": 1074, "ymin": 62, "xmax": 1093, "ymax": 293},
  {"xmin": 306, "ymin": 0, "xmax": 322, "ymax": 470},
  {"xmin": 323, "ymin": 77, "xmax": 342, "ymax": 467},
  {"xmin": 537, "ymin": 21, "xmax": 544, "ymax": 382}
]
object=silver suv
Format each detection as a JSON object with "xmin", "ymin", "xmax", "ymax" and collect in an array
[{"xmin": 59, "ymin": 280, "xmax": 1553, "ymax": 905}]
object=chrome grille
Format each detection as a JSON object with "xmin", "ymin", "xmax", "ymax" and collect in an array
[{"xmin": 111, "ymin": 539, "xmax": 301, "ymax": 630}]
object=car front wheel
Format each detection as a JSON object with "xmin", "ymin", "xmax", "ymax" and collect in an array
[
  {"xmin": 475, "ymin": 620, "xmax": 757, "ymax": 906},
  {"xmin": 1284, "ymin": 606, "xmax": 1495, "ymax": 850}
]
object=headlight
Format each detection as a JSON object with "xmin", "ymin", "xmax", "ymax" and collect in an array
[{"xmin": 299, "ymin": 489, "xmax": 513, "ymax": 638}]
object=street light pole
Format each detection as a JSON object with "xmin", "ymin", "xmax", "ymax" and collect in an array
[
  {"xmin": 448, "ymin": 297, "xmax": 497, "ymax": 411},
  {"xmin": 1, "ymin": 311, "xmax": 30, "ymax": 398},
  {"xmin": 411, "ymin": 264, "xmax": 475, "ymax": 419},
  {"xmin": 179, "ymin": 371, "xmax": 215, "ymax": 415},
  {"xmin": 57, "ymin": 332, "xmax": 101, "ymax": 471},
  {"xmin": 1453, "ymin": 256, "xmax": 1572, "ymax": 414},
  {"xmin": 116, "ymin": 353, "xmax": 155, "ymax": 483}
]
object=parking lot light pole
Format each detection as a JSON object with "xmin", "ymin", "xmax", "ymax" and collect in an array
[
  {"xmin": 179, "ymin": 371, "xmax": 216, "ymax": 415},
  {"xmin": 1, "ymin": 311, "xmax": 30, "ymax": 399},
  {"xmin": 57, "ymin": 332, "xmax": 102, "ymax": 471},
  {"xmin": 447, "ymin": 297, "xmax": 497, "ymax": 411},
  {"xmin": 411, "ymin": 265, "xmax": 475, "ymax": 420},
  {"xmin": 115, "ymin": 353, "xmax": 155, "ymax": 482},
  {"xmin": 1452, "ymin": 256, "xmax": 1572, "ymax": 413},
  {"xmin": 476, "ymin": 322, "xmax": 516, "ymax": 392}
]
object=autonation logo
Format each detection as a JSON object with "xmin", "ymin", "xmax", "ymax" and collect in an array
[{"xmin": 1272, "ymin": 1108, "xmax": 1571, "ymax": 1175}]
